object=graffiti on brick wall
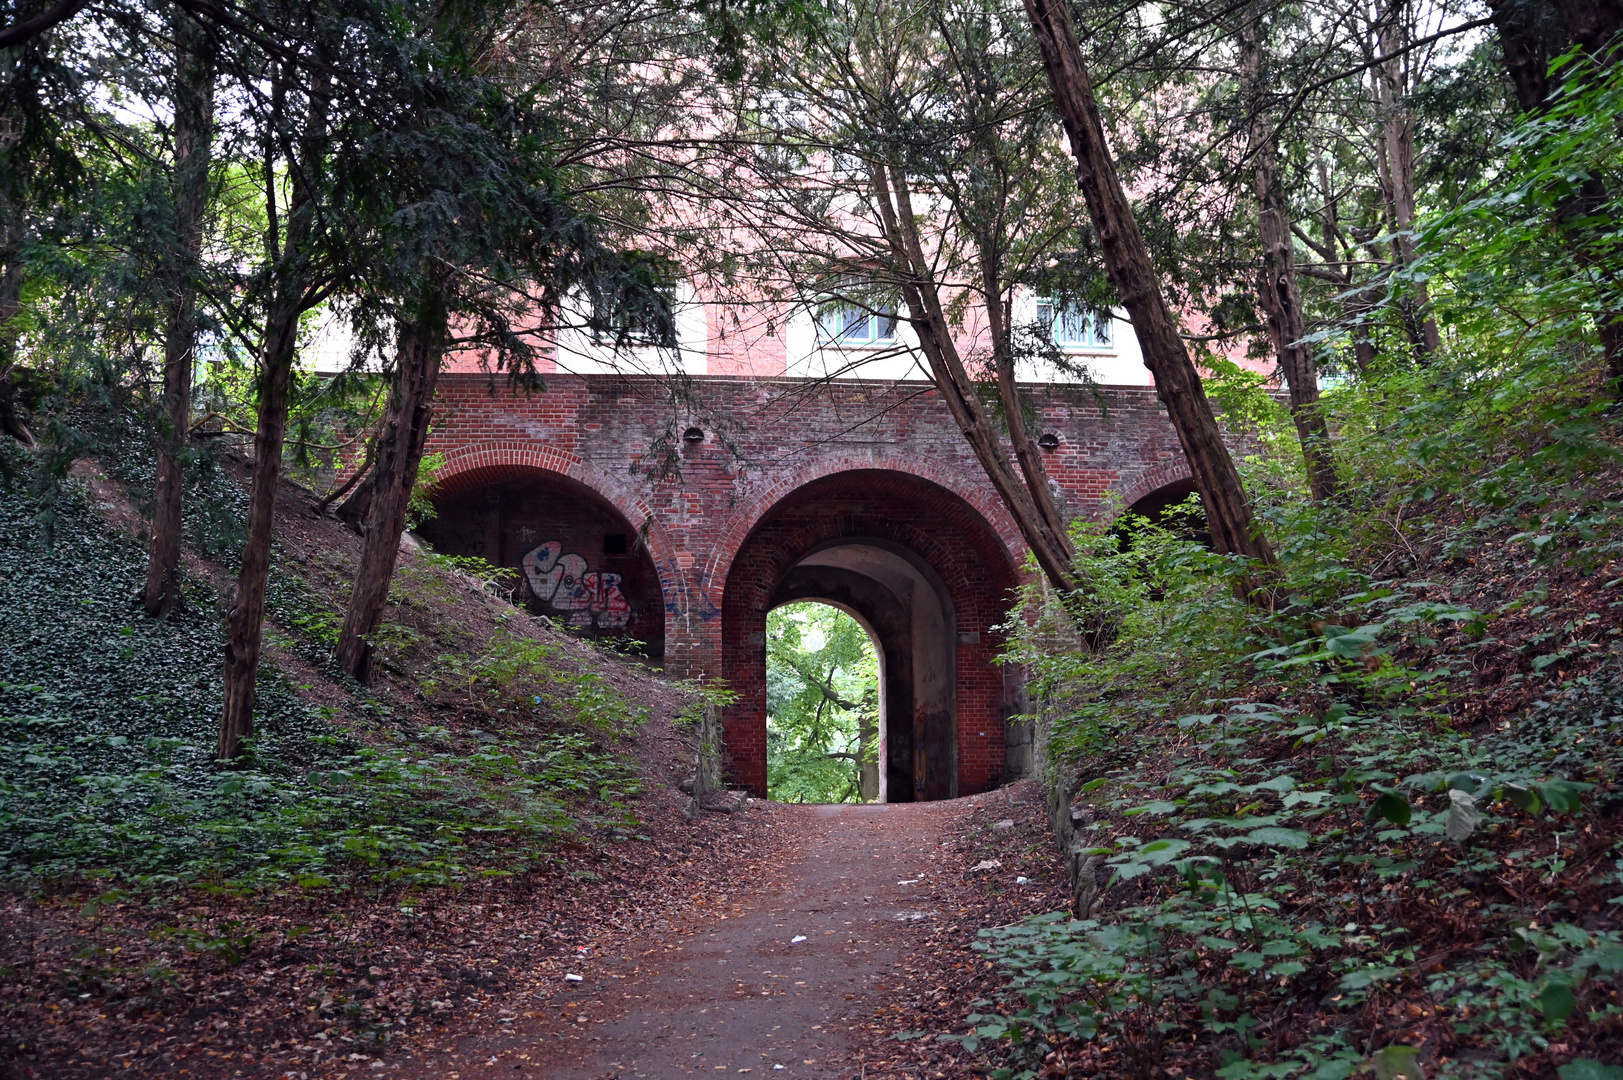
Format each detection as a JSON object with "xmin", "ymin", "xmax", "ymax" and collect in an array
[{"xmin": 521, "ymin": 541, "xmax": 632, "ymax": 631}]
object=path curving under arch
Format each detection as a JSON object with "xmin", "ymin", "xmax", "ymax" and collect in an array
[{"xmin": 388, "ymin": 786, "xmax": 1068, "ymax": 1080}]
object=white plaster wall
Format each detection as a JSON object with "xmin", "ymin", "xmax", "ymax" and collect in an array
[
  {"xmin": 783, "ymin": 305, "xmax": 933, "ymax": 382},
  {"xmin": 299, "ymin": 308, "xmax": 383, "ymax": 375},
  {"xmin": 1009, "ymin": 291, "xmax": 1147, "ymax": 386},
  {"xmin": 785, "ymin": 293, "xmax": 1149, "ymax": 386},
  {"xmin": 553, "ymin": 280, "xmax": 709, "ymax": 376}
]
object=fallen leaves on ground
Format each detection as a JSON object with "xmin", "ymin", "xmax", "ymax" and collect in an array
[{"xmin": 0, "ymin": 786, "xmax": 795, "ymax": 1080}]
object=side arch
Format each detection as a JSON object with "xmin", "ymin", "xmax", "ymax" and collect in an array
[
  {"xmin": 1118, "ymin": 460, "xmax": 1195, "ymax": 514},
  {"xmin": 424, "ymin": 440, "xmax": 693, "ymax": 648}
]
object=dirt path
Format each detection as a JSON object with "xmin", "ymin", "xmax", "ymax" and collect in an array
[
  {"xmin": 0, "ymin": 782, "xmax": 1064, "ymax": 1080},
  {"xmin": 409, "ymin": 801, "xmax": 969, "ymax": 1080}
]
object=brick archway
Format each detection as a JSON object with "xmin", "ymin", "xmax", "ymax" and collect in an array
[
  {"xmin": 426, "ymin": 442, "xmax": 692, "ymax": 650},
  {"xmin": 1119, "ymin": 460, "xmax": 1195, "ymax": 512},
  {"xmin": 699, "ymin": 451, "xmax": 1028, "ymax": 610},
  {"xmin": 421, "ymin": 374, "xmax": 1220, "ymax": 675},
  {"xmin": 719, "ymin": 469, "xmax": 1020, "ymax": 802}
]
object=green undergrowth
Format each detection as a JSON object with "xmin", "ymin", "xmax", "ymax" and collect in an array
[
  {"xmin": 0, "ymin": 438, "xmax": 647, "ymax": 895},
  {"xmin": 967, "ymin": 344, "xmax": 1623, "ymax": 1078}
]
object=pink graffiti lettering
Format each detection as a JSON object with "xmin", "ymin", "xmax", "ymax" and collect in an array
[
  {"xmin": 521, "ymin": 541, "xmax": 633, "ymax": 631},
  {"xmin": 586, "ymin": 572, "xmax": 631, "ymax": 630}
]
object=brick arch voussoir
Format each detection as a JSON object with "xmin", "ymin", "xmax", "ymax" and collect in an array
[
  {"xmin": 702, "ymin": 454, "xmax": 1027, "ymax": 607},
  {"xmin": 1119, "ymin": 460, "xmax": 1196, "ymax": 514},
  {"xmin": 723, "ymin": 513, "xmax": 994, "ymax": 618},
  {"xmin": 428, "ymin": 441, "xmax": 689, "ymax": 617}
]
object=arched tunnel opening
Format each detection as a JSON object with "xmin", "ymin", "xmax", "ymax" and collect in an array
[
  {"xmin": 1120, "ymin": 477, "xmax": 1212, "ymax": 548},
  {"xmin": 416, "ymin": 468, "xmax": 666, "ymax": 659},
  {"xmin": 722, "ymin": 469, "xmax": 1018, "ymax": 803},
  {"xmin": 765, "ymin": 600, "xmax": 880, "ymax": 804},
  {"xmin": 773, "ymin": 541, "xmax": 956, "ymax": 803}
]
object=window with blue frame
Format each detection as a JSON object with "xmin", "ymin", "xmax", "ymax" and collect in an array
[
  {"xmin": 1036, "ymin": 300, "xmax": 1113, "ymax": 350},
  {"xmin": 817, "ymin": 302, "xmax": 898, "ymax": 345}
]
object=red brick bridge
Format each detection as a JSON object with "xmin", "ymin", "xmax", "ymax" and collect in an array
[{"xmin": 417, "ymin": 373, "xmax": 1200, "ymax": 802}]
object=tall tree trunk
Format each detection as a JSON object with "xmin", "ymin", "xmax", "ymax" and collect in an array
[
  {"xmin": 1345, "ymin": 306, "xmax": 1379, "ymax": 377},
  {"xmin": 1313, "ymin": 160, "xmax": 1380, "ymax": 376},
  {"xmin": 1373, "ymin": 0, "xmax": 1441, "ymax": 358},
  {"xmin": 1551, "ymin": 0, "xmax": 1623, "ymax": 59},
  {"xmin": 143, "ymin": 9, "xmax": 215, "ymax": 618},
  {"xmin": 1488, "ymin": 0, "xmax": 1557, "ymax": 112},
  {"xmin": 220, "ymin": 300, "xmax": 301, "ymax": 759},
  {"xmin": 1021, "ymin": 0, "xmax": 1274, "ymax": 570},
  {"xmin": 1241, "ymin": 11, "xmax": 1337, "ymax": 501},
  {"xmin": 868, "ymin": 164, "xmax": 1082, "ymax": 601},
  {"xmin": 857, "ymin": 706, "xmax": 878, "ymax": 803},
  {"xmin": 978, "ymin": 244, "xmax": 1073, "ymax": 550},
  {"xmin": 335, "ymin": 281, "xmax": 449, "ymax": 683},
  {"xmin": 219, "ymin": 68, "xmax": 329, "ymax": 761},
  {"xmin": 687, "ymin": 701, "xmax": 722, "ymax": 819}
]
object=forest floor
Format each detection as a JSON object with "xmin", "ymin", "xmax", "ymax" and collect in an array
[
  {"xmin": 391, "ymin": 789, "xmax": 1068, "ymax": 1080},
  {"xmin": 1, "ymin": 784, "xmax": 1066, "ymax": 1080},
  {"xmin": 0, "ymin": 437, "xmax": 1069, "ymax": 1080}
]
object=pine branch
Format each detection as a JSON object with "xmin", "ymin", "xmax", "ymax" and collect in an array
[{"xmin": 0, "ymin": 0, "xmax": 89, "ymax": 50}]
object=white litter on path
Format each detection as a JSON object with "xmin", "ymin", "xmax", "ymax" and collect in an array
[
  {"xmin": 564, "ymin": 973, "xmax": 584, "ymax": 982},
  {"xmin": 791, "ymin": 935, "xmax": 808, "ymax": 943}
]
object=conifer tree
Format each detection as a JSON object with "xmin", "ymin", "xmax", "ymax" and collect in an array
[{"xmin": 142, "ymin": 6, "xmax": 216, "ymax": 617}]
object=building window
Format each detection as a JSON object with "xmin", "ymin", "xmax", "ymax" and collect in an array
[
  {"xmin": 1036, "ymin": 300, "xmax": 1113, "ymax": 350},
  {"xmin": 817, "ymin": 303, "xmax": 898, "ymax": 345}
]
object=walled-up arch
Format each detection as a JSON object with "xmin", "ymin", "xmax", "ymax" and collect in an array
[
  {"xmin": 419, "ymin": 445, "xmax": 682, "ymax": 658},
  {"xmin": 720, "ymin": 469, "xmax": 1020, "ymax": 802}
]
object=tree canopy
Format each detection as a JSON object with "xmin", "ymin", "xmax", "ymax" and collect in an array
[{"xmin": 766, "ymin": 601, "xmax": 879, "ymax": 804}]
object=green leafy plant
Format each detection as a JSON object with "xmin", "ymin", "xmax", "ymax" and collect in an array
[
  {"xmin": 974, "ymin": 150, "xmax": 1623, "ymax": 1073},
  {"xmin": 0, "ymin": 459, "xmax": 643, "ymax": 893},
  {"xmin": 765, "ymin": 601, "xmax": 879, "ymax": 803}
]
